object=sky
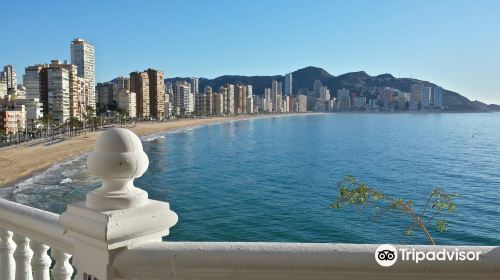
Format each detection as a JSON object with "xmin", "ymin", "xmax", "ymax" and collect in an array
[{"xmin": 1, "ymin": 0, "xmax": 499, "ymax": 103}]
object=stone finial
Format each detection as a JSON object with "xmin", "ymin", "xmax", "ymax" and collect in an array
[{"xmin": 86, "ymin": 128, "xmax": 149, "ymax": 211}]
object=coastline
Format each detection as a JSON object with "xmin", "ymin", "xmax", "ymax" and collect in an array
[{"xmin": 0, "ymin": 113, "xmax": 314, "ymax": 188}]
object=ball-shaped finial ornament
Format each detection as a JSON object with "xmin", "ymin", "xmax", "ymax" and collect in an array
[
  {"xmin": 87, "ymin": 128, "xmax": 149, "ymax": 180},
  {"xmin": 85, "ymin": 128, "xmax": 149, "ymax": 211}
]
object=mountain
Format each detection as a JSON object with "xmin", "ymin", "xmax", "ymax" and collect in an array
[{"xmin": 165, "ymin": 66, "xmax": 499, "ymax": 111}]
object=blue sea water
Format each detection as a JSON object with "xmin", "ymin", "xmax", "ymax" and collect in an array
[{"xmin": 2, "ymin": 113, "xmax": 499, "ymax": 245}]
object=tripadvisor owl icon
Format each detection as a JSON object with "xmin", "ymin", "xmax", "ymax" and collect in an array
[{"xmin": 375, "ymin": 244, "xmax": 398, "ymax": 267}]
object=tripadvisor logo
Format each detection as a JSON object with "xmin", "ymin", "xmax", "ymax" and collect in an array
[{"xmin": 375, "ymin": 244, "xmax": 482, "ymax": 267}]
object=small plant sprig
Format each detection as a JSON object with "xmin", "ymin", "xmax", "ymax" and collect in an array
[{"xmin": 331, "ymin": 175, "xmax": 457, "ymax": 245}]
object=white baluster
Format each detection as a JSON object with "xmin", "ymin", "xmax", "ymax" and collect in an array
[
  {"xmin": 51, "ymin": 249, "xmax": 73, "ymax": 280},
  {"xmin": 31, "ymin": 241, "xmax": 51, "ymax": 280},
  {"xmin": 13, "ymin": 234, "xmax": 33, "ymax": 280},
  {"xmin": 0, "ymin": 228, "xmax": 16, "ymax": 280}
]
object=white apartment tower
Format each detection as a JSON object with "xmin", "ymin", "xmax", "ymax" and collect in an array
[
  {"xmin": 71, "ymin": 38, "xmax": 96, "ymax": 111},
  {"xmin": 47, "ymin": 68, "xmax": 70, "ymax": 123}
]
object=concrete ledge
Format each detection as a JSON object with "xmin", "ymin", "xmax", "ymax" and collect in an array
[{"xmin": 113, "ymin": 242, "xmax": 500, "ymax": 279}]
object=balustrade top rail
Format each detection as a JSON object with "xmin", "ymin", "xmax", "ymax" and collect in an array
[
  {"xmin": 113, "ymin": 242, "xmax": 500, "ymax": 280},
  {"xmin": 0, "ymin": 198, "xmax": 73, "ymax": 254}
]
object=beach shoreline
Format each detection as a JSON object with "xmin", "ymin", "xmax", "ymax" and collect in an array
[{"xmin": 0, "ymin": 113, "xmax": 315, "ymax": 188}]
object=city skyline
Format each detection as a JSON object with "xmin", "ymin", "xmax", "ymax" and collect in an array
[{"xmin": 0, "ymin": 0, "xmax": 499, "ymax": 103}]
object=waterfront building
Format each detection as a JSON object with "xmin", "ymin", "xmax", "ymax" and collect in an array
[
  {"xmin": 118, "ymin": 90, "xmax": 136, "ymax": 118},
  {"xmin": 397, "ymin": 92, "xmax": 410, "ymax": 110},
  {"xmin": 422, "ymin": 86, "xmax": 432, "ymax": 110},
  {"xmin": 271, "ymin": 80, "xmax": 282, "ymax": 112},
  {"xmin": 224, "ymin": 84, "xmax": 235, "ymax": 115},
  {"xmin": 285, "ymin": 73, "xmax": 292, "ymax": 95},
  {"xmin": 47, "ymin": 67, "xmax": 70, "ymax": 123},
  {"xmin": 319, "ymin": 86, "xmax": 330, "ymax": 102},
  {"xmin": 246, "ymin": 85, "xmax": 253, "ymax": 114},
  {"xmin": 76, "ymin": 77, "xmax": 91, "ymax": 118},
  {"xmin": 234, "ymin": 84, "xmax": 247, "ymax": 114},
  {"xmin": 71, "ymin": 38, "xmax": 96, "ymax": 110},
  {"xmin": 410, "ymin": 83, "xmax": 424, "ymax": 111},
  {"xmin": 129, "ymin": 71, "xmax": 150, "ymax": 118},
  {"xmin": 24, "ymin": 64, "xmax": 49, "ymax": 100},
  {"xmin": 173, "ymin": 81, "xmax": 194, "ymax": 116},
  {"xmin": 164, "ymin": 94, "xmax": 173, "ymax": 117},
  {"xmin": 204, "ymin": 86, "xmax": 214, "ymax": 115},
  {"xmin": 43, "ymin": 60, "xmax": 83, "ymax": 120},
  {"xmin": 25, "ymin": 98, "xmax": 44, "ymax": 125},
  {"xmin": 297, "ymin": 94, "xmax": 307, "ymax": 112},
  {"xmin": 190, "ymin": 78, "xmax": 199, "ymax": 95},
  {"xmin": 96, "ymin": 82, "xmax": 117, "ymax": 110},
  {"xmin": 213, "ymin": 92, "xmax": 224, "ymax": 115},
  {"xmin": 433, "ymin": 87, "xmax": 443, "ymax": 110},
  {"xmin": 147, "ymin": 69, "xmax": 165, "ymax": 119},
  {"xmin": 218, "ymin": 87, "xmax": 228, "ymax": 113},
  {"xmin": 337, "ymin": 88, "xmax": 351, "ymax": 112},
  {"xmin": 194, "ymin": 93, "xmax": 205, "ymax": 115},
  {"xmin": 0, "ymin": 104, "xmax": 26, "ymax": 134},
  {"xmin": 264, "ymin": 88, "xmax": 272, "ymax": 112},
  {"xmin": 253, "ymin": 95, "xmax": 261, "ymax": 113},
  {"xmin": 353, "ymin": 96, "xmax": 367, "ymax": 110}
]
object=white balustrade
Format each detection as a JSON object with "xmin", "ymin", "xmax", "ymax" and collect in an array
[
  {"xmin": 51, "ymin": 249, "xmax": 73, "ymax": 280},
  {"xmin": 13, "ymin": 234, "xmax": 33, "ymax": 280},
  {"xmin": 0, "ymin": 127, "xmax": 498, "ymax": 280},
  {"xmin": 30, "ymin": 241, "xmax": 51, "ymax": 280},
  {"xmin": 0, "ymin": 228, "xmax": 16, "ymax": 280}
]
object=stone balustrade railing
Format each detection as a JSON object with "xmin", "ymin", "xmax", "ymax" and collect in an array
[{"xmin": 0, "ymin": 128, "xmax": 499, "ymax": 280}]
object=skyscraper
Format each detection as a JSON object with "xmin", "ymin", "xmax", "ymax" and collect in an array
[
  {"xmin": 337, "ymin": 88, "xmax": 351, "ymax": 112},
  {"xmin": 71, "ymin": 38, "xmax": 96, "ymax": 111},
  {"xmin": 285, "ymin": 73, "xmax": 292, "ymax": 96},
  {"xmin": 147, "ymin": 69, "xmax": 165, "ymax": 119},
  {"xmin": 130, "ymin": 71, "xmax": 150, "ymax": 118}
]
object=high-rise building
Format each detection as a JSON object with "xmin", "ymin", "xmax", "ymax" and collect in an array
[
  {"xmin": 337, "ymin": 88, "xmax": 351, "ymax": 112},
  {"xmin": 297, "ymin": 95, "xmax": 307, "ymax": 113},
  {"xmin": 224, "ymin": 84, "xmax": 235, "ymax": 115},
  {"xmin": 129, "ymin": 71, "xmax": 150, "ymax": 118},
  {"xmin": 285, "ymin": 73, "xmax": 292, "ymax": 96},
  {"xmin": 24, "ymin": 64, "xmax": 48, "ymax": 100},
  {"xmin": 264, "ymin": 88, "xmax": 272, "ymax": 112},
  {"xmin": 433, "ymin": 87, "xmax": 443, "ymax": 109},
  {"xmin": 204, "ymin": 86, "xmax": 213, "ymax": 116},
  {"xmin": 49, "ymin": 60, "xmax": 82, "ymax": 119},
  {"xmin": 118, "ymin": 90, "xmax": 136, "ymax": 118},
  {"xmin": 76, "ymin": 77, "xmax": 90, "ymax": 118},
  {"xmin": 2, "ymin": 65, "xmax": 17, "ymax": 95},
  {"xmin": 234, "ymin": 84, "xmax": 247, "ymax": 114},
  {"xmin": 246, "ymin": 85, "xmax": 253, "ymax": 114},
  {"xmin": 147, "ymin": 69, "xmax": 165, "ymax": 119},
  {"xmin": 190, "ymin": 78, "xmax": 199, "ymax": 95},
  {"xmin": 71, "ymin": 38, "xmax": 96, "ymax": 110},
  {"xmin": 214, "ymin": 93, "xmax": 224, "ymax": 115},
  {"xmin": 96, "ymin": 82, "xmax": 117, "ymax": 109},
  {"xmin": 271, "ymin": 80, "xmax": 282, "ymax": 112},
  {"xmin": 173, "ymin": 81, "xmax": 194, "ymax": 116},
  {"xmin": 47, "ymin": 67, "xmax": 70, "ymax": 123},
  {"xmin": 422, "ymin": 86, "xmax": 432, "ymax": 110}
]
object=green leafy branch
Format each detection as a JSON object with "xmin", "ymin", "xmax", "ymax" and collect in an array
[{"xmin": 331, "ymin": 175, "xmax": 457, "ymax": 245}]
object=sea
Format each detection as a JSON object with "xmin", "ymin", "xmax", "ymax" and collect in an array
[{"xmin": 1, "ymin": 113, "xmax": 499, "ymax": 245}]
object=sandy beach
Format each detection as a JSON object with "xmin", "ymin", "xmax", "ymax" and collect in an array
[{"xmin": 0, "ymin": 114, "xmax": 306, "ymax": 188}]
